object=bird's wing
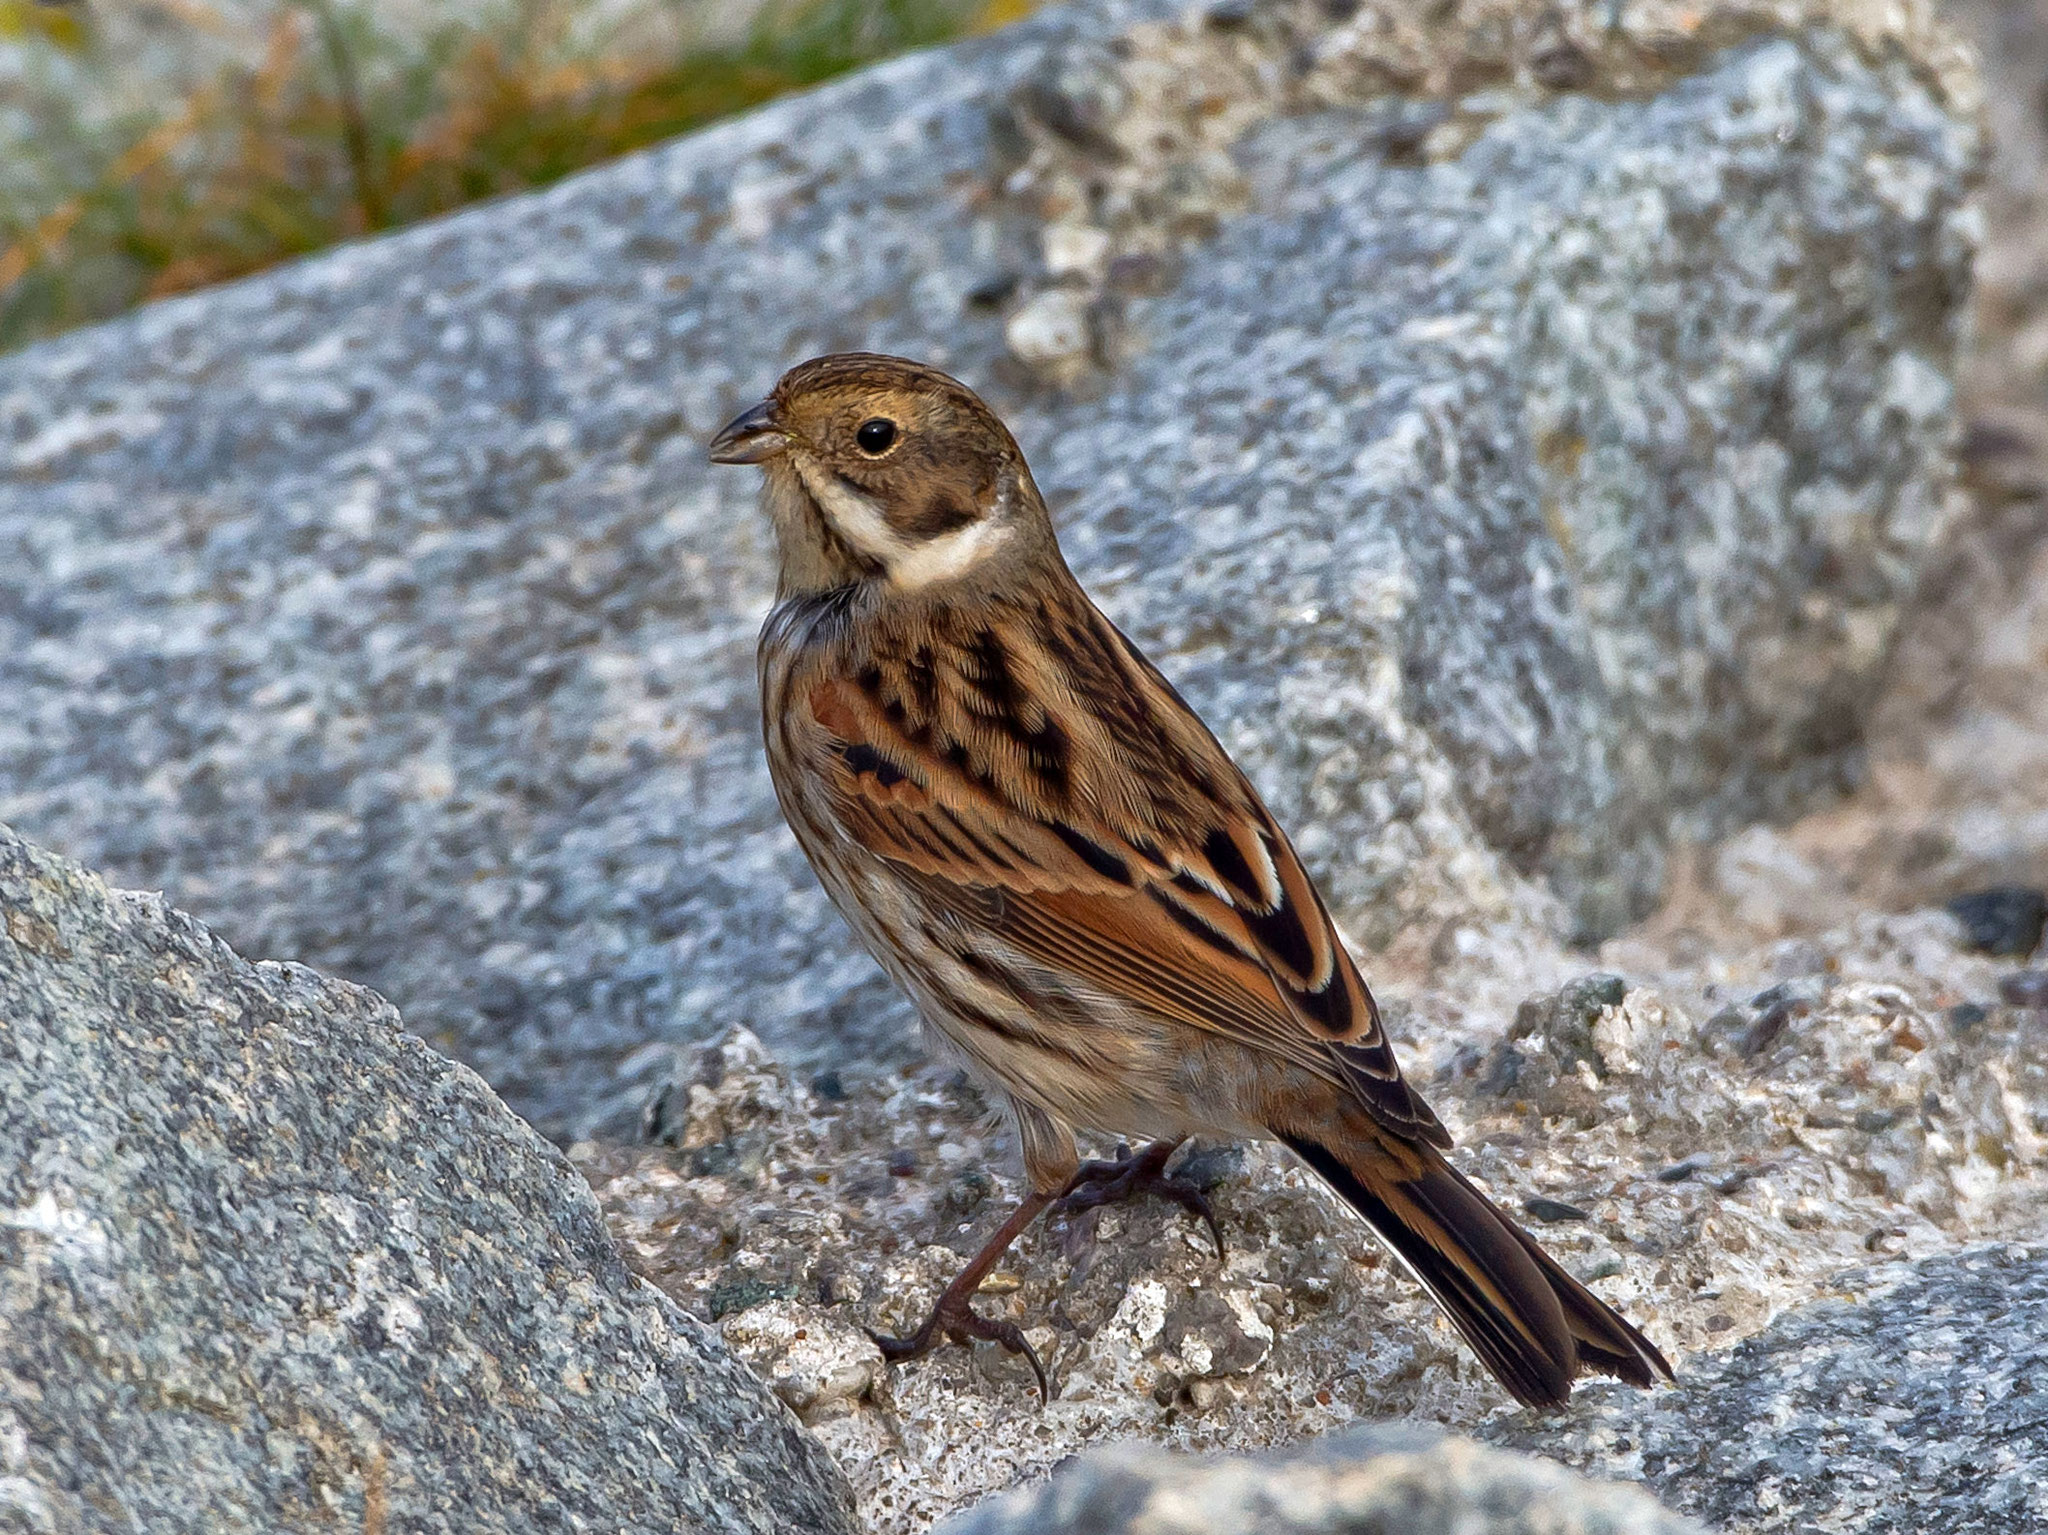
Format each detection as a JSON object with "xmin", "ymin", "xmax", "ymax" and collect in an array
[{"xmin": 792, "ymin": 594, "xmax": 1449, "ymax": 1147}]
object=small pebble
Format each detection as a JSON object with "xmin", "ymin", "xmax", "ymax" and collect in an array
[
  {"xmin": 1998, "ymin": 970, "xmax": 2048, "ymax": 1010},
  {"xmin": 1476, "ymin": 1045, "xmax": 1523, "ymax": 1096},
  {"xmin": 1004, "ymin": 289, "xmax": 1093, "ymax": 371},
  {"xmin": 1531, "ymin": 36, "xmax": 1594, "ymax": 91},
  {"xmin": 809, "ymin": 1069, "xmax": 846, "ymax": 1102},
  {"xmin": 1749, "ymin": 976, "xmax": 1827, "ymax": 1011},
  {"xmin": 1736, "ymin": 1003, "xmax": 1792, "ymax": 1059},
  {"xmin": 962, "ymin": 269, "xmax": 1021, "ymax": 310},
  {"xmin": 1656, "ymin": 1153, "xmax": 1712, "ymax": 1183},
  {"xmin": 1766, "ymin": 939, "xmax": 1831, "ymax": 980},
  {"xmin": 886, "ymin": 1149, "xmax": 918, "ymax": 1177},
  {"xmin": 1946, "ymin": 887, "xmax": 2047, "ymax": 958},
  {"xmin": 687, "ymin": 1140, "xmax": 739, "ymax": 1177},
  {"xmin": 1947, "ymin": 1001, "xmax": 1990, "ymax": 1034},
  {"xmin": 1186, "ymin": 1378, "xmax": 1225, "ymax": 1410},
  {"xmin": 817, "ymin": 1269, "xmax": 865, "ymax": 1306},
  {"xmin": 943, "ymin": 1168, "xmax": 994, "ymax": 1216},
  {"xmin": 1174, "ymin": 1142, "xmax": 1247, "ymax": 1192},
  {"xmin": 1043, "ymin": 223, "xmax": 1112, "ymax": 280},
  {"xmin": 640, "ymin": 1080, "xmax": 686, "ymax": 1146},
  {"xmin": 1569, "ymin": 972, "xmax": 1629, "ymax": 1011},
  {"xmin": 1523, "ymin": 1197, "xmax": 1592, "ymax": 1223},
  {"xmin": 1009, "ymin": 48, "xmax": 1129, "ymax": 162},
  {"xmin": 838, "ymin": 1172, "xmax": 893, "ymax": 1202}
]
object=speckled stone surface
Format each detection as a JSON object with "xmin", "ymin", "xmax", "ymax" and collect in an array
[
  {"xmin": 1485, "ymin": 1242, "xmax": 2048, "ymax": 1534},
  {"xmin": 0, "ymin": 824, "xmax": 856, "ymax": 1535},
  {"xmin": 0, "ymin": 1, "xmax": 1979, "ymax": 1137},
  {"xmin": 934, "ymin": 1426, "xmax": 1705, "ymax": 1534},
  {"xmin": 585, "ymin": 894, "xmax": 2048, "ymax": 1530}
]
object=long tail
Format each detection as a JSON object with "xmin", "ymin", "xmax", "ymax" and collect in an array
[{"xmin": 1280, "ymin": 1132, "xmax": 1673, "ymax": 1409}]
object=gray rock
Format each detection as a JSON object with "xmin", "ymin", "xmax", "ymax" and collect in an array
[
  {"xmin": 583, "ymin": 904, "xmax": 2048, "ymax": 1530},
  {"xmin": 921, "ymin": 1248, "xmax": 2048, "ymax": 1534},
  {"xmin": 0, "ymin": 824, "xmax": 856, "ymax": 1534},
  {"xmin": 933, "ymin": 1425, "xmax": 1705, "ymax": 1534},
  {"xmin": 1484, "ymin": 1242, "xmax": 2048, "ymax": 1535},
  {"xmin": 0, "ymin": 0, "xmax": 1979, "ymax": 1137}
]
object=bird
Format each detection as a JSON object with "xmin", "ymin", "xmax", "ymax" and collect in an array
[{"xmin": 708, "ymin": 351, "xmax": 1673, "ymax": 1409}]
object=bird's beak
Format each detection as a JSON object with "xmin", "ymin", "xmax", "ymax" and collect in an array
[{"xmin": 707, "ymin": 398, "xmax": 789, "ymax": 465}]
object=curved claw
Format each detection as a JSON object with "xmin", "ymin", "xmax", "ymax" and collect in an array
[
  {"xmin": 865, "ymin": 1320, "xmax": 936, "ymax": 1362},
  {"xmin": 867, "ymin": 1305, "xmax": 1051, "ymax": 1404},
  {"xmin": 863, "ymin": 1188, "xmax": 1059, "ymax": 1405}
]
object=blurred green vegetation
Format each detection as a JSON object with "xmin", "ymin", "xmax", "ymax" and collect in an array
[{"xmin": 0, "ymin": 0, "xmax": 1027, "ymax": 353}]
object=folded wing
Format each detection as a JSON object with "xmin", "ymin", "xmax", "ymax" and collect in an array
[{"xmin": 794, "ymin": 597, "xmax": 1448, "ymax": 1149}]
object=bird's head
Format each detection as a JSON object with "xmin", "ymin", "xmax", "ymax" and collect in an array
[{"xmin": 709, "ymin": 353, "xmax": 1053, "ymax": 597}]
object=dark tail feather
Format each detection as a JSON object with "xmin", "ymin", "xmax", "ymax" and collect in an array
[
  {"xmin": 1282, "ymin": 1133, "xmax": 1673, "ymax": 1409},
  {"xmin": 1500, "ymin": 1209, "xmax": 1673, "ymax": 1390}
]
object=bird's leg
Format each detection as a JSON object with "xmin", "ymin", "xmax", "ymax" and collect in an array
[
  {"xmin": 1051, "ymin": 1136, "xmax": 1225, "ymax": 1259},
  {"xmin": 867, "ymin": 1189, "xmax": 1056, "ymax": 1402}
]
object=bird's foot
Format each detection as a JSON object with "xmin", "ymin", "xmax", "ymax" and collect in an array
[
  {"xmin": 866, "ymin": 1189, "xmax": 1056, "ymax": 1403},
  {"xmin": 867, "ymin": 1296, "xmax": 1050, "ymax": 1403},
  {"xmin": 1052, "ymin": 1137, "xmax": 1225, "ymax": 1259}
]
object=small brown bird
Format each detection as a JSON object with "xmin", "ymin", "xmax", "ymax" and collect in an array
[{"xmin": 710, "ymin": 352, "xmax": 1672, "ymax": 1409}]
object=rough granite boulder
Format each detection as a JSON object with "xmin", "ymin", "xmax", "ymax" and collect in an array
[
  {"xmin": 915, "ymin": 1247, "xmax": 2048, "ymax": 1534},
  {"xmin": 1485, "ymin": 1242, "xmax": 2048, "ymax": 1535},
  {"xmin": 934, "ymin": 1426, "xmax": 1706, "ymax": 1535},
  {"xmin": 0, "ymin": 0, "xmax": 1981, "ymax": 1137},
  {"xmin": 0, "ymin": 824, "xmax": 856, "ymax": 1535}
]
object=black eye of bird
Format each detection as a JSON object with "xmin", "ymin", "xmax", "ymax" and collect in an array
[{"xmin": 855, "ymin": 418, "xmax": 898, "ymax": 455}]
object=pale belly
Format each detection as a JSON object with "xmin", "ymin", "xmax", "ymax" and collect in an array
[{"xmin": 782, "ymin": 807, "xmax": 1264, "ymax": 1147}]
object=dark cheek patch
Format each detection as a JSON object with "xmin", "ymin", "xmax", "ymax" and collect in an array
[
  {"xmin": 898, "ymin": 493, "xmax": 980, "ymax": 540},
  {"xmin": 885, "ymin": 444, "xmax": 992, "ymax": 542}
]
